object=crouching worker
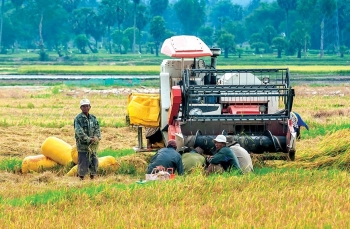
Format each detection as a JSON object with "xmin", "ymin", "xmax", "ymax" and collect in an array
[
  {"xmin": 146, "ymin": 139, "xmax": 184, "ymax": 175},
  {"xmin": 182, "ymin": 147, "xmax": 206, "ymax": 173},
  {"xmin": 206, "ymin": 135, "xmax": 241, "ymax": 175},
  {"xmin": 229, "ymin": 141, "xmax": 254, "ymax": 174}
]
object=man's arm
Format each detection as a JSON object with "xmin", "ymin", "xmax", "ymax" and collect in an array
[{"xmin": 208, "ymin": 151, "xmax": 225, "ymax": 164}]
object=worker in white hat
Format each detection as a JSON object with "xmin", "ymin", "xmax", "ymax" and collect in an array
[
  {"xmin": 74, "ymin": 98, "xmax": 101, "ymax": 180},
  {"xmin": 205, "ymin": 134, "xmax": 241, "ymax": 175}
]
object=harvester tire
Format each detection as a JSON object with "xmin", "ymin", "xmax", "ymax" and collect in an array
[{"xmin": 289, "ymin": 150, "xmax": 296, "ymax": 161}]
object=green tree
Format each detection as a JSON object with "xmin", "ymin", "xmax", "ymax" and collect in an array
[
  {"xmin": 217, "ymin": 32, "xmax": 235, "ymax": 58},
  {"xmin": 209, "ymin": 0, "xmax": 243, "ymax": 28},
  {"xmin": 198, "ymin": 26, "xmax": 214, "ymax": 47},
  {"xmin": 132, "ymin": 0, "xmax": 140, "ymax": 53},
  {"xmin": 124, "ymin": 27, "xmax": 139, "ymax": 51},
  {"xmin": 0, "ymin": 0, "xmax": 5, "ymax": 51},
  {"xmin": 262, "ymin": 25, "xmax": 276, "ymax": 53},
  {"xmin": 244, "ymin": 2, "xmax": 283, "ymax": 37},
  {"xmin": 319, "ymin": 0, "xmax": 336, "ymax": 57},
  {"xmin": 174, "ymin": 0, "xmax": 205, "ymax": 35},
  {"xmin": 136, "ymin": 4, "xmax": 148, "ymax": 53},
  {"xmin": 290, "ymin": 21, "xmax": 310, "ymax": 58},
  {"xmin": 99, "ymin": 0, "xmax": 126, "ymax": 54},
  {"xmin": 88, "ymin": 14, "xmax": 105, "ymax": 51},
  {"xmin": 1, "ymin": 17, "xmax": 16, "ymax": 52},
  {"xmin": 272, "ymin": 36, "xmax": 286, "ymax": 58},
  {"xmin": 115, "ymin": 0, "xmax": 127, "ymax": 54},
  {"xmin": 74, "ymin": 34, "xmax": 88, "ymax": 53},
  {"xmin": 112, "ymin": 29, "xmax": 123, "ymax": 51},
  {"xmin": 223, "ymin": 20, "xmax": 245, "ymax": 45},
  {"xmin": 43, "ymin": 6, "xmax": 71, "ymax": 56},
  {"xmin": 71, "ymin": 8, "xmax": 97, "ymax": 53},
  {"xmin": 149, "ymin": 0, "xmax": 168, "ymax": 16},
  {"xmin": 249, "ymin": 33, "xmax": 264, "ymax": 54},
  {"xmin": 149, "ymin": 16, "xmax": 165, "ymax": 56},
  {"xmin": 277, "ymin": 0, "xmax": 297, "ymax": 39},
  {"xmin": 10, "ymin": 0, "xmax": 25, "ymax": 9},
  {"xmin": 26, "ymin": 0, "xmax": 62, "ymax": 60},
  {"xmin": 122, "ymin": 36, "xmax": 130, "ymax": 53},
  {"xmin": 99, "ymin": 0, "xmax": 118, "ymax": 54},
  {"xmin": 61, "ymin": 0, "xmax": 80, "ymax": 13},
  {"xmin": 236, "ymin": 47, "xmax": 244, "ymax": 58},
  {"xmin": 339, "ymin": 45, "xmax": 347, "ymax": 57}
]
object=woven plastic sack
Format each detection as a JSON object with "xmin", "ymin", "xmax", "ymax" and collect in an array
[
  {"xmin": 127, "ymin": 93, "xmax": 160, "ymax": 127},
  {"xmin": 41, "ymin": 136, "xmax": 73, "ymax": 165},
  {"xmin": 66, "ymin": 156, "xmax": 120, "ymax": 176},
  {"xmin": 22, "ymin": 155, "xmax": 58, "ymax": 174},
  {"xmin": 71, "ymin": 145, "xmax": 78, "ymax": 164}
]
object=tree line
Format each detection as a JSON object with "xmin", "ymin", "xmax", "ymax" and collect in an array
[{"xmin": 0, "ymin": 0, "xmax": 349, "ymax": 60}]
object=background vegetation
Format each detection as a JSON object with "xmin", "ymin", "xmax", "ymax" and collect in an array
[{"xmin": 0, "ymin": 0, "xmax": 350, "ymax": 61}]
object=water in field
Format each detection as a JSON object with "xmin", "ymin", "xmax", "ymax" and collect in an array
[
  {"xmin": 0, "ymin": 74, "xmax": 349, "ymax": 86},
  {"xmin": 0, "ymin": 75, "xmax": 159, "ymax": 86}
]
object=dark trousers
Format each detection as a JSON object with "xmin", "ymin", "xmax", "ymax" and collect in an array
[{"xmin": 78, "ymin": 151, "xmax": 98, "ymax": 177}]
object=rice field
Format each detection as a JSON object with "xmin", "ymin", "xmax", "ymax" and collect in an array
[
  {"xmin": 0, "ymin": 84, "xmax": 350, "ymax": 228},
  {"xmin": 15, "ymin": 65, "xmax": 350, "ymax": 75}
]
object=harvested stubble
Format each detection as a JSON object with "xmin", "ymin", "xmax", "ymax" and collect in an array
[{"xmin": 116, "ymin": 152, "xmax": 155, "ymax": 174}]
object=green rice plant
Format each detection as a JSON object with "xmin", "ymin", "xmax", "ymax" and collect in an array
[
  {"xmin": 115, "ymin": 120, "xmax": 127, "ymax": 128},
  {"xmin": 0, "ymin": 118, "xmax": 9, "ymax": 127},
  {"xmin": 51, "ymin": 86, "xmax": 61, "ymax": 95},
  {"xmin": 27, "ymin": 102, "xmax": 35, "ymax": 109},
  {"xmin": 0, "ymin": 158, "xmax": 22, "ymax": 173},
  {"xmin": 30, "ymin": 94, "xmax": 51, "ymax": 99},
  {"xmin": 98, "ymin": 148, "xmax": 134, "ymax": 158},
  {"xmin": 18, "ymin": 65, "xmax": 161, "ymax": 75},
  {"xmin": 116, "ymin": 161, "xmax": 138, "ymax": 175}
]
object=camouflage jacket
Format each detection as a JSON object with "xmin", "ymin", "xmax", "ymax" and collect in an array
[{"xmin": 74, "ymin": 112, "xmax": 101, "ymax": 152}]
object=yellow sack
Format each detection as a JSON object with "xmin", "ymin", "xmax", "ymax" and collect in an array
[
  {"xmin": 98, "ymin": 156, "xmax": 120, "ymax": 173},
  {"xmin": 66, "ymin": 156, "xmax": 120, "ymax": 177},
  {"xmin": 127, "ymin": 93, "xmax": 160, "ymax": 127},
  {"xmin": 22, "ymin": 155, "xmax": 58, "ymax": 174},
  {"xmin": 71, "ymin": 145, "xmax": 78, "ymax": 164},
  {"xmin": 41, "ymin": 136, "xmax": 73, "ymax": 166},
  {"xmin": 66, "ymin": 165, "xmax": 78, "ymax": 177}
]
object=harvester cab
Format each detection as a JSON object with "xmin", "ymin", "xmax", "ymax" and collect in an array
[{"xmin": 159, "ymin": 35, "xmax": 297, "ymax": 160}]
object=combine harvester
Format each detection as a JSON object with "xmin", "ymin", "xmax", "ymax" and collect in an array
[{"xmin": 129, "ymin": 35, "xmax": 297, "ymax": 160}]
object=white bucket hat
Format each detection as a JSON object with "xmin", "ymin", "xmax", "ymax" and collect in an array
[
  {"xmin": 80, "ymin": 98, "xmax": 90, "ymax": 106},
  {"xmin": 213, "ymin": 135, "xmax": 227, "ymax": 143}
]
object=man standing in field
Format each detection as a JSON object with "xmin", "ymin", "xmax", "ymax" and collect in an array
[
  {"xmin": 74, "ymin": 98, "xmax": 101, "ymax": 180},
  {"xmin": 146, "ymin": 139, "xmax": 184, "ymax": 175},
  {"xmin": 206, "ymin": 135, "xmax": 241, "ymax": 175}
]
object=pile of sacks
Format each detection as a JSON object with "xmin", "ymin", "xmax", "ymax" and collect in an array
[{"xmin": 21, "ymin": 136, "xmax": 120, "ymax": 176}]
